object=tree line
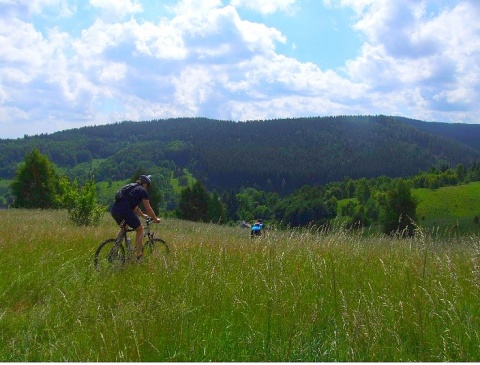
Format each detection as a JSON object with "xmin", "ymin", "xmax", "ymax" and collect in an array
[
  {"xmin": 177, "ymin": 161, "xmax": 480, "ymax": 236},
  {"xmin": 177, "ymin": 177, "xmax": 418, "ymax": 236},
  {"xmin": 9, "ymin": 148, "xmax": 480, "ymax": 236}
]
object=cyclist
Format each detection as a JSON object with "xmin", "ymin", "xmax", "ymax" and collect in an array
[
  {"xmin": 111, "ymin": 175, "xmax": 161, "ymax": 261},
  {"xmin": 250, "ymin": 219, "xmax": 264, "ymax": 238}
]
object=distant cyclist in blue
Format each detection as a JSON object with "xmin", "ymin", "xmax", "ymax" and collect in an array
[
  {"xmin": 250, "ymin": 219, "xmax": 264, "ymax": 238},
  {"xmin": 111, "ymin": 175, "xmax": 161, "ymax": 261}
]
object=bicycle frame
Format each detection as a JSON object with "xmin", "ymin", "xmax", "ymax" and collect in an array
[
  {"xmin": 117, "ymin": 218, "xmax": 156, "ymax": 252},
  {"xmin": 94, "ymin": 218, "xmax": 168, "ymax": 271}
]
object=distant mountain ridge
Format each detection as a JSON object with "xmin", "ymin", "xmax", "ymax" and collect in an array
[
  {"xmin": 399, "ymin": 117, "xmax": 480, "ymax": 151},
  {"xmin": 1, "ymin": 115, "xmax": 480, "ymax": 193}
]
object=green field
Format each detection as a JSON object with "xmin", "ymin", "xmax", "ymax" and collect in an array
[
  {"xmin": 335, "ymin": 182, "xmax": 480, "ymax": 235},
  {"xmin": 413, "ymin": 182, "xmax": 480, "ymax": 233},
  {"xmin": 1, "ymin": 209, "xmax": 479, "ymax": 361}
]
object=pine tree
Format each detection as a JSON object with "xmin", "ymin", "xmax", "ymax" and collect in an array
[
  {"xmin": 178, "ymin": 181, "xmax": 210, "ymax": 222},
  {"xmin": 11, "ymin": 148, "xmax": 60, "ymax": 208}
]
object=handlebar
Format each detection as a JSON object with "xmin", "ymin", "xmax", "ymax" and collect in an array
[
  {"xmin": 145, "ymin": 217, "xmax": 160, "ymax": 225},
  {"xmin": 124, "ymin": 217, "xmax": 158, "ymax": 232}
]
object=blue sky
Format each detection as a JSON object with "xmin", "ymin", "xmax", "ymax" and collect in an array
[{"xmin": 1, "ymin": 0, "xmax": 479, "ymax": 139}]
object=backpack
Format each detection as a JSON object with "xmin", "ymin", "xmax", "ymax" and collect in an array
[{"xmin": 114, "ymin": 183, "xmax": 138, "ymax": 202}]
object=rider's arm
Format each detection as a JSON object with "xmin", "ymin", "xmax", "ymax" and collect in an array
[
  {"xmin": 134, "ymin": 206, "xmax": 148, "ymax": 219},
  {"xmin": 142, "ymin": 199, "xmax": 161, "ymax": 223}
]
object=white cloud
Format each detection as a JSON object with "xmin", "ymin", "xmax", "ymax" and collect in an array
[
  {"xmin": 170, "ymin": 0, "xmax": 223, "ymax": 16},
  {"xmin": 1, "ymin": 0, "xmax": 480, "ymax": 138},
  {"xmin": 0, "ymin": 0, "xmax": 75, "ymax": 19},
  {"xmin": 333, "ymin": 0, "xmax": 480, "ymax": 121},
  {"xmin": 230, "ymin": 0, "xmax": 298, "ymax": 14},
  {"xmin": 173, "ymin": 66, "xmax": 216, "ymax": 114},
  {"xmin": 89, "ymin": 0, "xmax": 143, "ymax": 19},
  {"xmin": 0, "ymin": 18, "xmax": 48, "ymax": 67}
]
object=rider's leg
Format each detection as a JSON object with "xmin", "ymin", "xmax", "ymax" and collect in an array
[
  {"xmin": 135, "ymin": 224, "xmax": 144, "ymax": 258},
  {"xmin": 119, "ymin": 210, "xmax": 143, "ymax": 259},
  {"xmin": 111, "ymin": 214, "xmax": 126, "ymax": 241}
]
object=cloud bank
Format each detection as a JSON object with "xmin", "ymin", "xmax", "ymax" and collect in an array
[{"xmin": 0, "ymin": 0, "xmax": 479, "ymax": 138}]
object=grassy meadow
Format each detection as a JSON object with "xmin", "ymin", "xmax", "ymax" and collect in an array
[
  {"xmin": 414, "ymin": 181, "xmax": 480, "ymax": 234},
  {"xmin": 1, "ymin": 209, "xmax": 480, "ymax": 361}
]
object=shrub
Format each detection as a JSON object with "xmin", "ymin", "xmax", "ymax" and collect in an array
[{"xmin": 59, "ymin": 177, "xmax": 106, "ymax": 226}]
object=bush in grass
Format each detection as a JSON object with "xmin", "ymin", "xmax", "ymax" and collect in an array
[{"xmin": 59, "ymin": 176, "xmax": 106, "ymax": 226}]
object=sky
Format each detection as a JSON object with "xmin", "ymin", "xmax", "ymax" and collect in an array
[{"xmin": 1, "ymin": 0, "xmax": 479, "ymax": 139}]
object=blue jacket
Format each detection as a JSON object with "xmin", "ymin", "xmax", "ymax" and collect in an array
[{"xmin": 251, "ymin": 222, "xmax": 263, "ymax": 231}]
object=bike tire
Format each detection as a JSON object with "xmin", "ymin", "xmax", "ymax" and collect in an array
[
  {"xmin": 251, "ymin": 230, "xmax": 262, "ymax": 239},
  {"xmin": 143, "ymin": 238, "xmax": 169, "ymax": 258},
  {"xmin": 94, "ymin": 238, "xmax": 125, "ymax": 271}
]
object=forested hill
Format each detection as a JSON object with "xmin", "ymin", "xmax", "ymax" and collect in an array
[{"xmin": 2, "ymin": 115, "xmax": 480, "ymax": 193}]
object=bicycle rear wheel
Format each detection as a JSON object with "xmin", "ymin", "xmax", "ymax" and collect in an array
[
  {"xmin": 94, "ymin": 238, "xmax": 125, "ymax": 271},
  {"xmin": 143, "ymin": 238, "xmax": 169, "ymax": 259}
]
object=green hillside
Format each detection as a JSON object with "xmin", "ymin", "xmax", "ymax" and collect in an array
[
  {"xmin": 413, "ymin": 182, "xmax": 480, "ymax": 233},
  {"xmin": 334, "ymin": 182, "xmax": 480, "ymax": 234},
  {"xmin": 2, "ymin": 115, "xmax": 480, "ymax": 194}
]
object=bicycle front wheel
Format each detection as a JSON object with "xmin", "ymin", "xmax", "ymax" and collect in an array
[
  {"xmin": 94, "ymin": 239, "xmax": 125, "ymax": 271},
  {"xmin": 143, "ymin": 238, "xmax": 169, "ymax": 259}
]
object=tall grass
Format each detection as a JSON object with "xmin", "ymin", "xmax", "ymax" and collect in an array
[{"xmin": 1, "ymin": 209, "xmax": 479, "ymax": 361}]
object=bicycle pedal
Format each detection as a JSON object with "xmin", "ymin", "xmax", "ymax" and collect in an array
[{"xmin": 127, "ymin": 255, "xmax": 144, "ymax": 263}]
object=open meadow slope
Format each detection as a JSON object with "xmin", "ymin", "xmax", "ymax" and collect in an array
[
  {"xmin": 1, "ymin": 209, "xmax": 480, "ymax": 361},
  {"xmin": 414, "ymin": 181, "xmax": 480, "ymax": 233}
]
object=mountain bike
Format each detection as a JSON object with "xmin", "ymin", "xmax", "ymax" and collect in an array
[
  {"xmin": 250, "ymin": 228, "xmax": 263, "ymax": 239},
  {"xmin": 94, "ymin": 217, "xmax": 168, "ymax": 270},
  {"xmin": 250, "ymin": 221, "xmax": 265, "ymax": 239}
]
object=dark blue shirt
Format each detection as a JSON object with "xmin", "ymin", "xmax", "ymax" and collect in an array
[{"xmin": 111, "ymin": 184, "xmax": 149, "ymax": 214}]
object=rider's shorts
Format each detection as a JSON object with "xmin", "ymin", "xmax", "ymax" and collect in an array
[{"xmin": 111, "ymin": 202, "xmax": 141, "ymax": 230}]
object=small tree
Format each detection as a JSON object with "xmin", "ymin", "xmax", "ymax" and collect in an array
[
  {"xmin": 59, "ymin": 176, "xmax": 105, "ymax": 226},
  {"xmin": 208, "ymin": 191, "xmax": 226, "ymax": 223},
  {"xmin": 178, "ymin": 181, "xmax": 210, "ymax": 222},
  {"xmin": 223, "ymin": 190, "xmax": 239, "ymax": 221},
  {"xmin": 379, "ymin": 179, "xmax": 418, "ymax": 236},
  {"xmin": 11, "ymin": 148, "xmax": 60, "ymax": 208},
  {"xmin": 355, "ymin": 178, "xmax": 371, "ymax": 205}
]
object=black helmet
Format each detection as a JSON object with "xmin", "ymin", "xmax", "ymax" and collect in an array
[{"xmin": 139, "ymin": 174, "xmax": 152, "ymax": 186}]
